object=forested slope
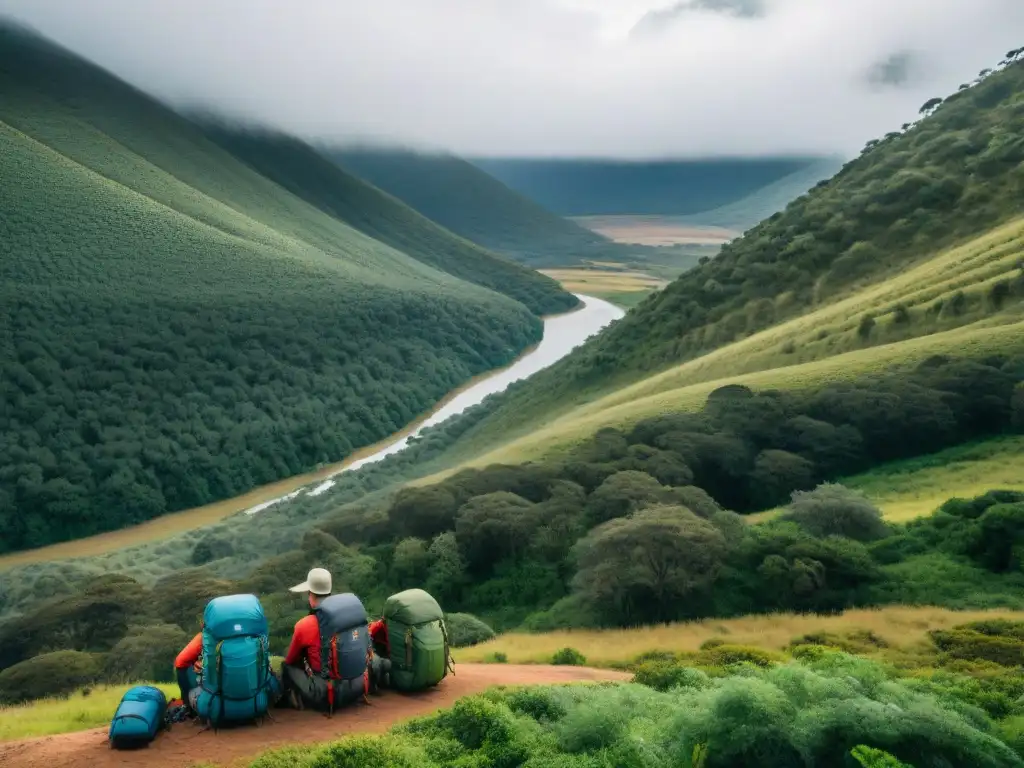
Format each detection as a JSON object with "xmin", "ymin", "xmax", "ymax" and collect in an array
[
  {"xmin": 0, "ymin": 24, "xmax": 572, "ymax": 553},
  {"xmin": 329, "ymin": 147, "xmax": 622, "ymax": 265},
  {"xmin": 202, "ymin": 126, "xmax": 577, "ymax": 315},
  {"xmin": 449, "ymin": 53, "xmax": 1024, "ymax": 438}
]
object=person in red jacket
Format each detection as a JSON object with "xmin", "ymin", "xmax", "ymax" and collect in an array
[
  {"xmin": 173, "ymin": 630, "xmax": 203, "ymax": 710},
  {"xmin": 278, "ymin": 567, "xmax": 334, "ymax": 709}
]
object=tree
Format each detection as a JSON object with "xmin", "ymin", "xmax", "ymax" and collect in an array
[
  {"xmin": 1012, "ymin": 383, "xmax": 1024, "ymax": 431},
  {"xmin": 391, "ymin": 537, "xmax": 431, "ymax": 588},
  {"xmin": 782, "ymin": 483, "xmax": 889, "ymax": 541},
  {"xmin": 619, "ymin": 444, "xmax": 694, "ymax": 487},
  {"xmin": 425, "ymin": 532, "xmax": 468, "ymax": 605},
  {"xmin": 388, "ymin": 485, "xmax": 458, "ymax": 540},
  {"xmin": 454, "ymin": 492, "xmax": 537, "ymax": 574},
  {"xmin": 749, "ymin": 449, "xmax": 817, "ymax": 509},
  {"xmin": 571, "ymin": 506, "xmax": 728, "ymax": 624},
  {"xmin": 583, "ymin": 470, "xmax": 672, "ymax": 528},
  {"xmin": 919, "ymin": 97, "xmax": 943, "ymax": 114}
]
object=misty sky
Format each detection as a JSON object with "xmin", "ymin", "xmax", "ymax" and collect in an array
[{"xmin": 1, "ymin": 0, "xmax": 1022, "ymax": 158}]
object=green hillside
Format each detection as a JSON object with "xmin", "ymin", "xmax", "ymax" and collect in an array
[
  {"xmin": 442, "ymin": 55, "xmax": 1024, "ymax": 445},
  {"xmin": 0, "ymin": 24, "xmax": 575, "ymax": 554},
  {"xmin": 470, "ymin": 155, "xmax": 832, "ymax": 216},
  {"xmin": 328, "ymin": 146, "xmax": 629, "ymax": 265},
  {"xmin": 201, "ymin": 126, "xmax": 577, "ymax": 314}
]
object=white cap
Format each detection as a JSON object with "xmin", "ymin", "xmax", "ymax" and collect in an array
[{"xmin": 288, "ymin": 567, "xmax": 332, "ymax": 596}]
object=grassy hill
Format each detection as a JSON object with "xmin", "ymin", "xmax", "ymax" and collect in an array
[
  {"xmin": 470, "ymin": 155, "xmax": 833, "ymax": 216},
  {"xmin": 201, "ymin": 126, "xmax": 578, "ymax": 310},
  {"xmin": 328, "ymin": 146, "xmax": 625, "ymax": 266},
  {"xmin": 0, "ymin": 23, "xmax": 576, "ymax": 554},
  {"xmin": 433, "ymin": 55, "xmax": 1024, "ymax": 454}
]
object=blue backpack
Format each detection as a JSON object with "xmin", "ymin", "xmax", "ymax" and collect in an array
[
  {"xmin": 193, "ymin": 594, "xmax": 275, "ymax": 729},
  {"xmin": 109, "ymin": 685, "xmax": 167, "ymax": 748},
  {"xmin": 314, "ymin": 592, "xmax": 372, "ymax": 714}
]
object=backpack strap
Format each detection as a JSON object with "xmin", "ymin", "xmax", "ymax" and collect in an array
[
  {"xmin": 440, "ymin": 619, "xmax": 455, "ymax": 677},
  {"xmin": 404, "ymin": 627, "xmax": 413, "ymax": 669}
]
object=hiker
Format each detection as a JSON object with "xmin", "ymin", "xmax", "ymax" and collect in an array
[
  {"xmin": 173, "ymin": 629, "xmax": 203, "ymax": 711},
  {"xmin": 279, "ymin": 568, "xmax": 387, "ymax": 712}
]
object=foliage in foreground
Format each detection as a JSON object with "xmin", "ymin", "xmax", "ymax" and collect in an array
[{"xmin": 247, "ymin": 651, "xmax": 1024, "ymax": 768}]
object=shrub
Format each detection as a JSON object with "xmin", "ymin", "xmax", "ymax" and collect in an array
[
  {"xmin": 782, "ymin": 483, "xmax": 889, "ymax": 541},
  {"xmin": 307, "ymin": 736, "xmax": 423, "ymax": 768},
  {"xmin": 484, "ymin": 652, "xmax": 509, "ymax": 664},
  {"xmin": 789, "ymin": 629, "xmax": 889, "ymax": 654},
  {"xmin": 851, "ymin": 745, "xmax": 914, "ymax": 767},
  {"xmin": 551, "ymin": 647, "xmax": 587, "ymax": 666},
  {"xmin": 699, "ymin": 644, "xmax": 780, "ymax": 669},
  {"xmin": 108, "ymin": 623, "xmax": 190, "ymax": 683},
  {"xmin": 962, "ymin": 619, "xmax": 1024, "ymax": 641},
  {"xmin": 633, "ymin": 662, "xmax": 710, "ymax": 692},
  {"xmin": 0, "ymin": 650, "xmax": 101, "ymax": 703},
  {"xmin": 190, "ymin": 535, "xmax": 234, "ymax": 566},
  {"xmin": 444, "ymin": 613, "xmax": 496, "ymax": 648},
  {"xmin": 930, "ymin": 629, "xmax": 1024, "ymax": 666}
]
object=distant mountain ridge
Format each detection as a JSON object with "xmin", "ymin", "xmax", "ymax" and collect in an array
[
  {"xmin": 329, "ymin": 146, "xmax": 622, "ymax": 266},
  {"xmin": 468, "ymin": 156, "xmax": 835, "ymax": 216}
]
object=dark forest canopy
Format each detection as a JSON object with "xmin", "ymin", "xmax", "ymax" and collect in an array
[{"xmin": 0, "ymin": 24, "xmax": 575, "ymax": 553}]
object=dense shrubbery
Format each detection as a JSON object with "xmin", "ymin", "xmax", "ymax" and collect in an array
[
  {"xmin": 0, "ymin": 650, "xmax": 101, "ymax": 704},
  {"xmin": 246, "ymin": 652, "xmax": 1024, "ymax": 767},
  {"xmin": 4, "ymin": 355, "xmax": 1024, "ymax": 701}
]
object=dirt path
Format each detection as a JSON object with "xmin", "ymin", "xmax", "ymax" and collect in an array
[{"xmin": 0, "ymin": 665, "xmax": 631, "ymax": 768}]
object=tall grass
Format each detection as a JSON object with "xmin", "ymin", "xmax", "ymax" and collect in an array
[{"xmin": 454, "ymin": 607, "xmax": 1024, "ymax": 665}]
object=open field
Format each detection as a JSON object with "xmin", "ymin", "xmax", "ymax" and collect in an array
[
  {"xmin": 539, "ymin": 267, "xmax": 668, "ymax": 308},
  {"xmin": 747, "ymin": 436, "xmax": 1024, "ymax": 525},
  {"xmin": 415, "ymin": 217, "xmax": 1024, "ymax": 481},
  {"xmin": 571, "ymin": 215, "xmax": 738, "ymax": 246},
  {"xmin": 455, "ymin": 606, "xmax": 1024, "ymax": 665}
]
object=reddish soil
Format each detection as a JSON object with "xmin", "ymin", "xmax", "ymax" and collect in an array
[{"xmin": 0, "ymin": 664, "xmax": 631, "ymax": 768}]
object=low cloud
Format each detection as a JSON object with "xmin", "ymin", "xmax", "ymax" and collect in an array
[
  {"xmin": 0, "ymin": 0, "xmax": 1021, "ymax": 158},
  {"xmin": 632, "ymin": 0, "xmax": 766, "ymax": 37},
  {"xmin": 865, "ymin": 51, "xmax": 922, "ymax": 89}
]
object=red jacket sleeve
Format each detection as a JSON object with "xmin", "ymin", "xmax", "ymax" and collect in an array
[
  {"xmin": 284, "ymin": 616, "xmax": 311, "ymax": 666},
  {"xmin": 174, "ymin": 632, "xmax": 203, "ymax": 670}
]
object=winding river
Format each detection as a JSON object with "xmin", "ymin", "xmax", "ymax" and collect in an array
[{"xmin": 244, "ymin": 293, "xmax": 625, "ymax": 514}]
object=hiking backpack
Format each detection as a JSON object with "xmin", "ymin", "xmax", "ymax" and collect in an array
[
  {"xmin": 193, "ymin": 593, "xmax": 275, "ymax": 729},
  {"xmin": 314, "ymin": 592, "xmax": 372, "ymax": 715},
  {"xmin": 381, "ymin": 588, "xmax": 452, "ymax": 692},
  {"xmin": 108, "ymin": 685, "xmax": 167, "ymax": 749}
]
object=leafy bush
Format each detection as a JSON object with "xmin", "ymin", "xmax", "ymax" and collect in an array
[
  {"xmin": 633, "ymin": 662, "xmax": 710, "ymax": 692},
  {"xmin": 444, "ymin": 613, "xmax": 496, "ymax": 648},
  {"xmin": 107, "ymin": 623, "xmax": 190, "ymax": 683},
  {"xmin": 930, "ymin": 628, "xmax": 1024, "ymax": 667},
  {"xmin": 484, "ymin": 652, "xmax": 509, "ymax": 664},
  {"xmin": 551, "ymin": 647, "xmax": 587, "ymax": 666},
  {"xmin": 851, "ymin": 745, "xmax": 915, "ymax": 767},
  {"xmin": 783, "ymin": 483, "xmax": 890, "ymax": 541},
  {"xmin": 699, "ymin": 644, "xmax": 780, "ymax": 669},
  {"xmin": 0, "ymin": 650, "xmax": 101, "ymax": 703},
  {"xmin": 249, "ymin": 654, "xmax": 1024, "ymax": 767}
]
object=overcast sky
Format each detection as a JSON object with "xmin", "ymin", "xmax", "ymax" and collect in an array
[{"xmin": 1, "ymin": 0, "xmax": 1021, "ymax": 158}]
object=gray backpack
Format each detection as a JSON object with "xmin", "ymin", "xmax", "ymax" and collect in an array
[{"xmin": 314, "ymin": 593, "xmax": 371, "ymax": 714}]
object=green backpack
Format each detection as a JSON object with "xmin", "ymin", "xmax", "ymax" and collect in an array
[{"xmin": 381, "ymin": 588, "xmax": 452, "ymax": 692}]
